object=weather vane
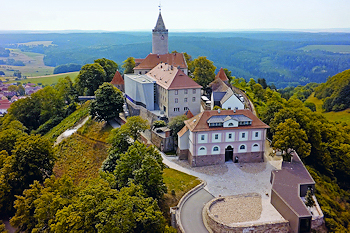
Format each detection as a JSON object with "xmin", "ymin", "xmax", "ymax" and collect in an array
[{"xmin": 158, "ymin": 2, "xmax": 162, "ymax": 13}]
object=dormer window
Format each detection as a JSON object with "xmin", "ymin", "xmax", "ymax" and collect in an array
[{"xmin": 228, "ymin": 123, "xmax": 233, "ymax": 126}]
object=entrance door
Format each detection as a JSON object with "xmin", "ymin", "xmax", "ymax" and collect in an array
[{"xmin": 225, "ymin": 146, "xmax": 234, "ymax": 161}]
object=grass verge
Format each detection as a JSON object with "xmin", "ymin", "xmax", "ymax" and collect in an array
[{"xmin": 161, "ymin": 168, "xmax": 201, "ymax": 222}]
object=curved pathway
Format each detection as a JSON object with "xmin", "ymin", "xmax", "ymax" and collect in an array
[
  {"xmin": 160, "ymin": 150, "xmax": 284, "ymax": 233},
  {"xmin": 181, "ymin": 189, "xmax": 213, "ymax": 233}
]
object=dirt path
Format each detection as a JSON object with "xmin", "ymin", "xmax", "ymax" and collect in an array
[{"xmin": 54, "ymin": 116, "xmax": 90, "ymax": 146}]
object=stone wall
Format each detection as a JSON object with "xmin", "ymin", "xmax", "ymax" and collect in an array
[
  {"xmin": 191, "ymin": 154, "xmax": 225, "ymax": 167},
  {"xmin": 204, "ymin": 197, "xmax": 291, "ymax": 233},
  {"xmin": 151, "ymin": 130, "xmax": 174, "ymax": 152},
  {"xmin": 126, "ymin": 99, "xmax": 159, "ymax": 125},
  {"xmin": 235, "ymin": 151, "xmax": 264, "ymax": 163},
  {"xmin": 177, "ymin": 148, "xmax": 189, "ymax": 160}
]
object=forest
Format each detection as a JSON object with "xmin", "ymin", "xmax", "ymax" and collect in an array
[{"xmin": 1, "ymin": 31, "xmax": 350, "ymax": 87}]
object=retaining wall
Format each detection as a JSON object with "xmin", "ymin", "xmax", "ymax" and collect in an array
[{"xmin": 203, "ymin": 196, "xmax": 291, "ymax": 233}]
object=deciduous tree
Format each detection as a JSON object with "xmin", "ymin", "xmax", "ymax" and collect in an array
[
  {"xmin": 191, "ymin": 56, "xmax": 216, "ymax": 89},
  {"xmin": 272, "ymin": 118, "xmax": 311, "ymax": 161},
  {"xmin": 90, "ymin": 83, "xmax": 124, "ymax": 122},
  {"xmin": 75, "ymin": 63, "xmax": 106, "ymax": 96},
  {"xmin": 122, "ymin": 57, "xmax": 136, "ymax": 74},
  {"xmin": 94, "ymin": 58, "xmax": 119, "ymax": 82}
]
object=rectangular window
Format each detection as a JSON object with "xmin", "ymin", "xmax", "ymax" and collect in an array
[
  {"xmin": 184, "ymin": 98, "xmax": 187, "ymax": 102},
  {"xmin": 184, "ymin": 89, "xmax": 188, "ymax": 94},
  {"xmin": 175, "ymin": 90, "xmax": 178, "ymax": 95},
  {"xmin": 175, "ymin": 98, "xmax": 178, "ymax": 103},
  {"xmin": 184, "ymin": 107, "xmax": 189, "ymax": 111},
  {"xmin": 174, "ymin": 108, "xmax": 180, "ymax": 112},
  {"xmin": 201, "ymin": 135, "xmax": 205, "ymax": 140},
  {"xmin": 255, "ymin": 132, "xmax": 259, "ymax": 137},
  {"xmin": 192, "ymin": 97, "xmax": 196, "ymax": 102},
  {"xmin": 228, "ymin": 133, "xmax": 232, "ymax": 139},
  {"xmin": 242, "ymin": 133, "xmax": 245, "ymax": 138},
  {"xmin": 215, "ymin": 134, "xmax": 218, "ymax": 140},
  {"xmin": 193, "ymin": 89, "xmax": 196, "ymax": 94}
]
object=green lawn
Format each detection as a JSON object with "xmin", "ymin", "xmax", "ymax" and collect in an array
[
  {"xmin": 300, "ymin": 45, "xmax": 350, "ymax": 53},
  {"xmin": 306, "ymin": 93, "xmax": 350, "ymax": 124},
  {"xmin": 15, "ymin": 72, "xmax": 79, "ymax": 86}
]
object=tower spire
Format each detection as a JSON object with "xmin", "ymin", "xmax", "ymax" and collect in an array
[{"xmin": 158, "ymin": 2, "xmax": 162, "ymax": 13}]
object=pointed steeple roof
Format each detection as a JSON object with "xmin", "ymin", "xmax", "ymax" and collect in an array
[
  {"xmin": 111, "ymin": 71, "xmax": 124, "ymax": 85},
  {"xmin": 215, "ymin": 67, "xmax": 229, "ymax": 82},
  {"xmin": 154, "ymin": 12, "xmax": 167, "ymax": 31}
]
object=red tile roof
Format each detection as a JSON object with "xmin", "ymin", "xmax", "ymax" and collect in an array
[
  {"xmin": 147, "ymin": 63, "xmax": 202, "ymax": 90},
  {"xmin": 184, "ymin": 109, "xmax": 194, "ymax": 119},
  {"xmin": 0, "ymin": 99, "xmax": 11, "ymax": 110},
  {"xmin": 111, "ymin": 71, "xmax": 124, "ymax": 85},
  {"xmin": 215, "ymin": 67, "xmax": 229, "ymax": 82},
  {"xmin": 184, "ymin": 109, "xmax": 269, "ymax": 133},
  {"xmin": 134, "ymin": 53, "xmax": 187, "ymax": 70}
]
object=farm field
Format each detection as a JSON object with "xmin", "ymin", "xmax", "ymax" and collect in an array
[
  {"xmin": 14, "ymin": 72, "xmax": 79, "ymax": 85},
  {"xmin": 306, "ymin": 93, "xmax": 350, "ymax": 124},
  {"xmin": 300, "ymin": 45, "xmax": 350, "ymax": 53},
  {"xmin": 0, "ymin": 48, "xmax": 54, "ymax": 77}
]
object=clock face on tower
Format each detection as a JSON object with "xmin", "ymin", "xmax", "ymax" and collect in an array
[{"xmin": 161, "ymin": 35, "xmax": 164, "ymax": 40}]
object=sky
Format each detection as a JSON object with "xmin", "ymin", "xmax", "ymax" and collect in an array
[{"xmin": 1, "ymin": 0, "xmax": 350, "ymax": 32}]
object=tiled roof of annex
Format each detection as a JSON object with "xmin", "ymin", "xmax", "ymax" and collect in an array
[
  {"xmin": 183, "ymin": 109, "xmax": 269, "ymax": 133},
  {"xmin": 134, "ymin": 53, "xmax": 187, "ymax": 70},
  {"xmin": 146, "ymin": 63, "xmax": 202, "ymax": 90}
]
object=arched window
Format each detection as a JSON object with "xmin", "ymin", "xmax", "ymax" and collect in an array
[
  {"xmin": 252, "ymin": 143, "xmax": 260, "ymax": 152},
  {"xmin": 213, "ymin": 146, "xmax": 219, "ymax": 151},
  {"xmin": 239, "ymin": 144, "xmax": 247, "ymax": 153},
  {"xmin": 198, "ymin": 146, "xmax": 207, "ymax": 155},
  {"xmin": 228, "ymin": 123, "xmax": 233, "ymax": 126}
]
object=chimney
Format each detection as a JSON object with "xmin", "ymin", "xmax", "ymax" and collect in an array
[
  {"xmin": 234, "ymin": 108, "xmax": 236, "ymax": 113},
  {"xmin": 218, "ymin": 109, "xmax": 221, "ymax": 114}
]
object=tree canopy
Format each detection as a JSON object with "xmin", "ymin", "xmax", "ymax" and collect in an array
[
  {"xmin": 90, "ymin": 82, "xmax": 124, "ymax": 122},
  {"xmin": 94, "ymin": 58, "xmax": 119, "ymax": 82},
  {"xmin": 75, "ymin": 63, "xmax": 107, "ymax": 96},
  {"xmin": 122, "ymin": 57, "xmax": 136, "ymax": 74},
  {"xmin": 191, "ymin": 56, "xmax": 216, "ymax": 89}
]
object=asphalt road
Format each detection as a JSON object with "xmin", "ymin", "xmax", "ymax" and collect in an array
[{"xmin": 180, "ymin": 189, "xmax": 214, "ymax": 233}]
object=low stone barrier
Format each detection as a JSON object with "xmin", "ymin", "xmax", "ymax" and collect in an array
[
  {"xmin": 203, "ymin": 196, "xmax": 290, "ymax": 233},
  {"xmin": 170, "ymin": 180, "xmax": 207, "ymax": 233}
]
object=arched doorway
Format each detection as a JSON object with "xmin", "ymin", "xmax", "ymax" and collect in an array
[{"xmin": 225, "ymin": 146, "xmax": 234, "ymax": 161}]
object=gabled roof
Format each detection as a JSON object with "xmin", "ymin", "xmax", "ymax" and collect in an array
[
  {"xmin": 215, "ymin": 67, "xmax": 229, "ymax": 82},
  {"xmin": 134, "ymin": 53, "xmax": 187, "ymax": 70},
  {"xmin": 177, "ymin": 125, "xmax": 188, "ymax": 137},
  {"xmin": 184, "ymin": 109, "xmax": 194, "ymax": 119},
  {"xmin": 146, "ymin": 63, "xmax": 202, "ymax": 90},
  {"xmin": 0, "ymin": 98, "xmax": 11, "ymax": 110},
  {"xmin": 111, "ymin": 71, "xmax": 124, "ymax": 85},
  {"xmin": 184, "ymin": 109, "xmax": 269, "ymax": 132},
  {"xmin": 209, "ymin": 78, "xmax": 230, "ymax": 92}
]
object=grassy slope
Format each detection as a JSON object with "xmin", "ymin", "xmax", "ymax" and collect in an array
[
  {"xmin": 306, "ymin": 93, "xmax": 350, "ymax": 124},
  {"xmin": 45, "ymin": 101, "xmax": 90, "ymax": 142}
]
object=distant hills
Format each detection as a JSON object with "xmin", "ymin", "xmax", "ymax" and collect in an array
[{"xmin": 1, "ymin": 31, "xmax": 350, "ymax": 88}]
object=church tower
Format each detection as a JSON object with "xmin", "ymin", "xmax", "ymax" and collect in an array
[{"xmin": 152, "ymin": 7, "xmax": 168, "ymax": 55}]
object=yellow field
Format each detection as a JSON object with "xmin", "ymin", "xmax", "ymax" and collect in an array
[{"xmin": 306, "ymin": 93, "xmax": 350, "ymax": 124}]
